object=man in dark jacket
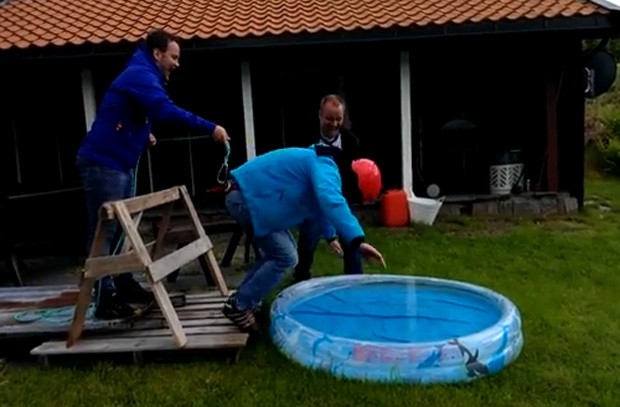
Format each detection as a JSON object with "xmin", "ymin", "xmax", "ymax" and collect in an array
[
  {"xmin": 76, "ymin": 29, "xmax": 230, "ymax": 319},
  {"xmin": 293, "ymin": 94, "xmax": 364, "ymax": 282}
]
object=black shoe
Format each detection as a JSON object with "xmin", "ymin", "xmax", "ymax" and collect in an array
[
  {"xmin": 94, "ymin": 292, "xmax": 138, "ymax": 320},
  {"xmin": 115, "ymin": 277, "xmax": 155, "ymax": 304},
  {"xmin": 221, "ymin": 296, "xmax": 259, "ymax": 333}
]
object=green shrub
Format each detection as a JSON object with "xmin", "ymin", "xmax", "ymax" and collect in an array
[
  {"xmin": 584, "ymin": 67, "xmax": 620, "ymax": 175},
  {"xmin": 587, "ymin": 135, "xmax": 620, "ymax": 176}
]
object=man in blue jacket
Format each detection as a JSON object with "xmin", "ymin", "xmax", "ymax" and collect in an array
[
  {"xmin": 221, "ymin": 145, "xmax": 385, "ymax": 333},
  {"xmin": 76, "ymin": 29, "xmax": 230, "ymax": 320}
]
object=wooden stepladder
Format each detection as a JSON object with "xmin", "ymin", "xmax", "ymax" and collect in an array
[{"xmin": 66, "ymin": 185, "xmax": 229, "ymax": 349}]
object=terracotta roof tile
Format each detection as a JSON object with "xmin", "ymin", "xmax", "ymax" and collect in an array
[{"xmin": 0, "ymin": 0, "xmax": 611, "ymax": 50}]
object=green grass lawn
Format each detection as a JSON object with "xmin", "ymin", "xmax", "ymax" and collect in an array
[{"xmin": 2, "ymin": 176, "xmax": 620, "ymax": 406}]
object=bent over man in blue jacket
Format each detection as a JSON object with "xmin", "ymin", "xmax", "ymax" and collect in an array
[
  {"xmin": 222, "ymin": 145, "xmax": 385, "ymax": 333},
  {"xmin": 76, "ymin": 29, "xmax": 230, "ymax": 320}
]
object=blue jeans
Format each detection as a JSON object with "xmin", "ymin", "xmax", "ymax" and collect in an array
[
  {"xmin": 225, "ymin": 189, "xmax": 298, "ymax": 311},
  {"xmin": 296, "ymin": 218, "xmax": 362, "ymax": 278},
  {"xmin": 76, "ymin": 156, "xmax": 136, "ymax": 297}
]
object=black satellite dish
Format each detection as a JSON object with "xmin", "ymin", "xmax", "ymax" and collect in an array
[{"xmin": 584, "ymin": 50, "xmax": 617, "ymax": 98}]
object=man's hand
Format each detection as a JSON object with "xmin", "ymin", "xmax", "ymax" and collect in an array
[
  {"xmin": 330, "ymin": 239, "xmax": 343, "ymax": 256},
  {"xmin": 359, "ymin": 242, "xmax": 386, "ymax": 268},
  {"xmin": 149, "ymin": 133, "xmax": 157, "ymax": 147},
  {"xmin": 212, "ymin": 125, "xmax": 231, "ymax": 144}
]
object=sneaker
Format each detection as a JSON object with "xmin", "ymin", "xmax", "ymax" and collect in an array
[
  {"xmin": 221, "ymin": 296, "xmax": 259, "ymax": 333},
  {"xmin": 115, "ymin": 277, "xmax": 155, "ymax": 304},
  {"xmin": 94, "ymin": 292, "xmax": 138, "ymax": 320}
]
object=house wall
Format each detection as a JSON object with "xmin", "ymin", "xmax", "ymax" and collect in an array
[
  {"xmin": 85, "ymin": 40, "xmax": 404, "ymax": 193},
  {"xmin": 1, "ymin": 61, "xmax": 85, "ymax": 192},
  {"xmin": 406, "ymin": 34, "xmax": 586, "ymax": 200},
  {"xmin": 247, "ymin": 42, "xmax": 403, "ymax": 189},
  {"xmin": 0, "ymin": 33, "xmax": 588, "ymax": 218},
  {"xmin": 0, "ymin": 59, "xmax": 88, "ymax": 255},
  {"xmin": 238, "ymin": 34, "xmax": 588, "ymax": 201},
  {"xmin": 555, "ymin": 38, "xmax": 586, "ymax": 206}
]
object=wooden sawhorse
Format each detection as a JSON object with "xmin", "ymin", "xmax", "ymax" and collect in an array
[{"xmin": 66, "ymin": 185, "xmax": 229, "ymax": 348}]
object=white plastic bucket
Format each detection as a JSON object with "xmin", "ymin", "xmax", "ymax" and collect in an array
[{"xmin": 408, "ymin": 196, "xmax": 444, "ymax": 226}]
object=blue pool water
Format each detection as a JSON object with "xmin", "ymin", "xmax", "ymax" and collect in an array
[{"xmin": 289, "ymin": 281, "xmax": 502, "ymax": 343}]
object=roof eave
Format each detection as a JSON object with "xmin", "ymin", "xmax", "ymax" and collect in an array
[
  {"xmin": 191, "ymin": 13, "xmax": 620, "ymax": 50},
  {"xmin": 1, "ymin": 14, "xmax": 618, "ymax": 61}
]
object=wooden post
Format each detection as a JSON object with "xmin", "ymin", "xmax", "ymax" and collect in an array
[
  {"xmin": 66, "ymin": 186, "xmax": 229, "ymax": 348},
  {"xmin": 241, "ymin": 60, "xmax": 256, "ymax": 161},
  {"xmin": 546, "ymin": 68, "xmax": 560, "ymax": 192},
  {"xmin": 400, "ymin": 51, "xmax": 414, "ymax": 197}
]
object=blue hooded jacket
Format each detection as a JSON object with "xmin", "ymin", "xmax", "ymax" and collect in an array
[
  {"xmin": 230, "ymin": 146, "xmax": 365, "ymax": 245},
  {"xmin": 77, "ymin": 43, "xmax": 217, "ymax": 172}
]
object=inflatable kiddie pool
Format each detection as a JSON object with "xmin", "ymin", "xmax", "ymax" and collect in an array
[{"xmin": 270, "ymin": 274, "xmax": 523, "ymax": 384}]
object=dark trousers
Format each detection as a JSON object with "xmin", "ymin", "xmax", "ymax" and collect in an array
[
  {"xmin": 76, "ymin": 156, "xmax": 137, "ymax": 298},
  {"xmin": 294, "ymin": 218, "xmax": 362, "ymax": 280}
]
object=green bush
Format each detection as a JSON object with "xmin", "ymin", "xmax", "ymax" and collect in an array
[
  {"xmin": 584, "ymin": 66, "xmax": 620, "ymax": 176},
  {"xmin": 587, "ymin": 134, "xmax": 620, "ymax": 176}
]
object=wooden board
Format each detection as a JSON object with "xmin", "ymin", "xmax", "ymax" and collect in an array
[
  {"xmin": 30, "ymin": 292, "xmax": 248, "ymax": 365},
  {"xmin": 0, "ymin": 285, "xmax": 186, "ymax": 337},
  {"xmin": 0, "ymin": 284, "xmax": 78, "ymax": 310}
]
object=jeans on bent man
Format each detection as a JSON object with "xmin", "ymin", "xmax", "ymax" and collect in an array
[
  {"xmin": 76, "ymin": 156, "xmax": 136, "ymax": 297},
  {"xmin": 225, "ymin": 189, "xmax": 298, "ymax": 311},
  {"xmin": 296, "ymin": 218, "xmax": 362, "ymax": 278}
]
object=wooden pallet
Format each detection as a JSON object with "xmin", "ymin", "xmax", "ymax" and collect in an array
[{"xmin": 31, "ymin": 291, "xmax": 248, "ymax": 365}]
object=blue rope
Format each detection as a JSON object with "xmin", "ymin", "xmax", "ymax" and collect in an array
[{"xmin": 217, "ymin": 142, "xmax": 231, "ymax": 184}]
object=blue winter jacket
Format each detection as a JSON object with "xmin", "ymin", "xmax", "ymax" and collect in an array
[
  {"xmin": 77, "ymin": 43, "xmax": 217, "ymax": 172},
  {"xmin": 230, "ymin": 147, "xmax": 365, "ymax": 245}
]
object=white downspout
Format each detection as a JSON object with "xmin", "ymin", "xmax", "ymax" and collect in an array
[
  {"xmin": 241, "ymin": 61, "xmax": 257, "ymax": 161},
  {"xmin": 400, "ymin": 51, "xmax": 414, "ymax": 198}
]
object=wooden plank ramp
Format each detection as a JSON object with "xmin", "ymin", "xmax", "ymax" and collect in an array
[
  {"xmin": 0, "ymin": 284, "xmax": 184, "ymax": 337},
  {"xmin": 0, "ymin": 284, "xmax": 79, "ymax": 311},
  {"xmin": 30, "ymin": 290, "xmax": 249, "ymax": 366}
]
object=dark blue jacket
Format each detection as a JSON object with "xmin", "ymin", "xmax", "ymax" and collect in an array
[{"xmin": 77, "ymin": 44, "xmax": 217, "ymax": 172}]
